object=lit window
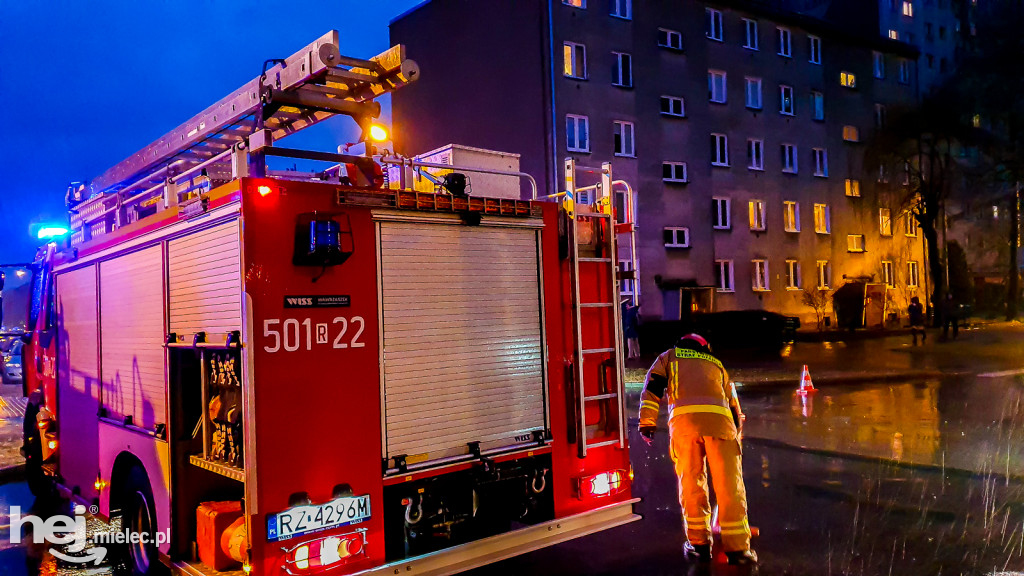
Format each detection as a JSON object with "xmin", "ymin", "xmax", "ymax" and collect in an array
[
  {"xmin": 709, "ymin": 70, "xmax": 727, "ymax": 103},
  {"xmin": 781, "ymin": 143, "xmax": 797, "ymax": 173},
  {"xmin": 813, "ymin": 148, "xmax": 828, "ymax": 177},
  {"xmin": 817, "ymin": 260, "xmax": 831, "ymax": 289},
  {"xmin": 664, "ymin": 227, "xmax": 690, "ymax": 248},
  {"xmin": 879, "ymin": 208, "xmax": 893, "ymax": 236},
  {"xmin": 972, "ymin": 114, "xmax": 982, "ymax": 128},
  {"xmin": 843, "ymin": 125, "xmax": 860, "ymax": 142},
  {"xmin": 907, "ymin": 261, "xmax": 920, "ymax": 287},
  {"xmin": 873, "ymin": 51, "xmax": 885, "ymax": 78},
  {"xmin": 563, "ymin": 0, "xmax": 585, "ymax": 7},
  {"xmin": 663, "ymin": 162, "xmax": 688, "ymax": 183},
  {"xmin": 752, "ymin": 260, "xmax": 770, "ymax": 291},
  {"xmin": 563, "ymin": 42, "xmax": 587, "ymax": 79},
  {"xmin": 889, "ymin": 29, "xmax": 900, "ymax": 40},
  {"xmin": 711, "ymin": 133, "xmax": 729, "ymax": 167},
  {"xmin": 840, "ymin": 71, "xmax": 857, "ymax": 88},
  {"xmin": 747, "ymin": 138, "xmax": 764, "ymax": 171},
  {"xmin": 875, "ymin": 104, "xmax": 887, "ymax": 128},
  {"xmin": 845, "ymin": 179, "xmax": 861, "ymax": 197},
  {"xmin": 713, "ymin": 197, "xmax": 731, "ymax": 229},
  {"xmin": 847, "ymin": 234, "xmax": 866, "ymax": 252},
  {"xmin": 809, "ymin": 35, "xmax": 821, "ymax": 64},
  {"xmin": 906, "ymin": 212, "xmax": 918, "ymax": 236},
  {"xmin": 706, "ymin": 8, "xmax": 723, "ymax": 41},
  {"xmin": 898, "ymin": 59, "xmax": 910, "ymax": 84},
  {"xmin": 749, "ymin": 199, "xmax": 766, "ymax": 230},
  {"xmin": 611, "ymin": 0, "xmax": 631, "ymax": 19},
  {"xmin": 659, "ymin": 28, "xmax": 683, "ymax": 50},
  {"xmin": 612, "ymin": 52, "xmax": 633, "ymax": 87},
  {"xmin": 743, "ymin": 18, "xmax": 759, "ymax": 50},
  {"xmin": 716, "ymin": 260, "xmax": 735, "ymax": 292},
  {"xmin": 994, "ymin": 205, "xmax": 1001, "ymax": 219},
  {"xmin": 784, "ymin": 201, "xmax": 800, "ymax": 232},
  {"xmin": 812, "ymin": 91, "xmax": 824, "ymax": 121},
  {"xmin": 780, "ymin": 85, "xmax": 794, "ymax": 115},
  {"xmin": 902, "ymin": 1, "xmax": 913, "ymax": 16},
  {"xmin": 881, "ymin": 260, "xmax": 895, "ymax": 287},
  {"xmin": 813, "ymin": 203, "xmax": 830, "ymax": 233},
  {"xmin": 777, "ymin": 27, "xmax": 792, "ymax": 57},
  {"xmin": 613, "ymin": 121, "xmax": 635, "ymax": 156},
  {"xmin": 745, "ymin": 77, "xmax": 763, "ymax": 109},
  {"xmin": 785, "ymin": 260, "xmax": 801, "ymax": 290},
  {"xmin": 660, "ymin": 95, "xmax": 685, "ymax": 117}
]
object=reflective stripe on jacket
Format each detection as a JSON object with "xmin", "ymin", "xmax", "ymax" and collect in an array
[{"xmin": 638, "ymin": 347, "xmax": 741, "ymax": 439}]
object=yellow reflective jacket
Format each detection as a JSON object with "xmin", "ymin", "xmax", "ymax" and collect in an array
[{"xmin": 639, "ymin": 347, "xmax": 741, "ymax": 439}]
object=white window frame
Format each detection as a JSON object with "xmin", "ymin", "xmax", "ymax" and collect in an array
[
  {"xmin": 749, "ymin": 199, "xmax": 766, "ymax": 230},
  {"xmin": 713, "ymin": 197, "xmax": 731, "ymax": 229},
  {"xmin": 846, "ymin": 179, "xmax": 861, "ymax": 197},
  {"xmin": 659, "ymin": 28, "xmax": 683, "ymax": 50},
  {"xmin": 664, "ymin": 227, "xmax": 690, "ymax": 248},
  {"xmin": 906, "ymin": 212, "xmax": 918, "ymax": 236},
  {"xmin": 613, "ymin": 120, "xmax": 635, "ymax": 157},
  {"xmin": 781, "ymin": 143, "xmax": 798, "ymax": 173},
  {"xmin": 745, "ymin": 77, "xmax": 763, "ymax": 109},
  {"xmin": 808, "ymin": 35, "xmax": 821, "ymax": 64},
  {"xmin": 747, "ymin": 138, "xmax": 764, "ymax": 171},
  {"xmin": 743, "ymin": 18, "xmax": 759, "ymax": 50},
  {"xmin": 563, "ymin": 41, "xmax": 587, "ymax": 79},
  {"xmin": 907, "ymin": 261, "xmax": 920, "ymax": 288},
  {"xmin": 716, "ymin": 260, "xmax": 736, "ymax": 292},
  {"xmin": 843, "ymin": 125, "xmax": 860, "ymax": 142},
  {"xmin": 898, "ymin": 58, "xmax": 910, "ymax": 84},
  {"xmin": 847, "ymin": 234, "xmax": 866, "ymax": 252},
  {"xmin": 840, "ymin": 71, "xmax": 857, "ymax": 88},
  {"xmin": 660, "ymin": 95, "xmax": 685, "ymax": 117},
  {"xmin": 711, "ymin": 133, "xmax": 729, "ymax": 167},
  {"xmin": 889, "ymin": 29, "xmax": 899, "ymax": 40},
  {"xmin": 881, "ymin": 260, "xmax": 895, "ymax": 287},
  {"xmin": 876, "ymin": 103, "xmax": 887, "ymax": 128},
  {"xmin": 879, "ymin": 208, "xmax": 893, "ymax": 236},
  {"xmin": 752, "ymin": 259, "xmax": 770, "ymax": 291},
  {"xmin": 813, "ymin": 203, "xmax": 830, "ymax": 234},
  {"xmin": 783, "ymin": 200, "xmax": 800, "ymax": 232},
  {"xmin": 777, "ymin": 26, "xmax": 792, "ymax": 57},
  {"xmin": 812, "ymin": 91, "xmax": 825, "ymax": 121},
  {"xmin": 619, "ymin": 261, "xmax": 635, "ymax": 296},
  {"xmin": 873, "ymin": 51, "xmax": 885, "ymax": 79},
  {"xmin": 779, "ymin": 84, "xmax": 794, "ymax": 115},
  {"xmin": 785, "ymin": 259, "xmax": 802, "ymax": 290},
  {"xmin": 566, "ymin": 114, "xmax": 590, "ymax": 152},
  {"xmin": 663, "ymin": 161, "xmax": 688, "ymax": 183},
  {"xmin": 612, "ymin": 52, "xmax": 633, "ymax": 87},
  {"xmin": 816, "ymin": 260, "xmax": 831, "ymax": 289},
  {"xmin": 902, "ymin": 0, "xmax": 913, "ymax": 16},
  {"xmin": 709, "ymin": 70, "xmax": 727, "ymax": 103},
  {"xmin": 610, "ymin": 0, "xmax": 631, "ymax": 19},
  {"xmin": 813, "ymin": 147, "xmax": 828, "ymax": 177},
  {"xmin": 706, "ymin": 8, "xmax": 723, "ymax": 41}
]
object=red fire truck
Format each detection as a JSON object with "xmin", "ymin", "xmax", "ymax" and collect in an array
[{"xmin": 18, "ymin": 31, "xmax": 638, "ymax": 576}]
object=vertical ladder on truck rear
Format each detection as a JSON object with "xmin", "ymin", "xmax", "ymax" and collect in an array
[{"xmin": 563, "ymin": 159, "xmax": 635, "ymax": 458}]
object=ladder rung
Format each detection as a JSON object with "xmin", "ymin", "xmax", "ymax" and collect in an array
[
  {"xmin": 585, "ymin": 393, "xmax": 619, "ymax": 401},
  {"xmin": 579, "ymin": 302, "xmax": 614, "ymax": 308},
  {"xmin": 582, "ymin": 347, "xmax": 615, "ymax": 354},
  {"xmin": 578, "ymin": 257, "xmax": 612, "ymax": 263},
  {"xmin": 586, "ymin": 439, "xmax": 621, "ymax": 449},
  {"xmin": 577, "ymin": 212, "xmax": 613, "ymax": 219}
]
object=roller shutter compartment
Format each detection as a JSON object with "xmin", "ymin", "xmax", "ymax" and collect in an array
[
  {"xmin": 168, "ymin": 220, "xmax": 242, "ymax": 339},
  {"xmin": 379, "ymin": 221, "xmax": 545, "ymax": 465}
]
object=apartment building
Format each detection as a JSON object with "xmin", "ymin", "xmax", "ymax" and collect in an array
[
  {"xmin": 878, "ymin": 0, "xmax": 960, "ymax": 91},
  {"xmin": 391, "ymin": 0, "xmax": 927, "ymax": 324}
]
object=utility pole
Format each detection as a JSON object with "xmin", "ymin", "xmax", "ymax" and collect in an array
[{"xmin": 1009, "ymin": 181, "xmax": 1021, "ymax": 320}]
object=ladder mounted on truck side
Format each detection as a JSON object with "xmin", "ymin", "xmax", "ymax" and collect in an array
[
  {"xmin": 561, "ymin": 158, "xmax": 639, "ymax": 458},
  {"xmin": 68, "ymin": 31, "xmax": 419, "ymax": 246}
]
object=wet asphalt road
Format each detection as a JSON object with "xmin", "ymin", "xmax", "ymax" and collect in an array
[{"xmin": 6, "ymin": 374, "xmax": 1024, "ymax": 575}]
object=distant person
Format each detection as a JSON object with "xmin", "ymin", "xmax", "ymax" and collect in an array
[
  {"xmin": 638, "ymin": 333, "xmax": 757, "ymax": 566},
  {"xmin": 908, "ymin": 296, "xmax": 926, "ymax": 345},
  {"xmin": 622, "ymin": 300, "xmax": 640, "ymax": 359},
  {"xmin": 942, "ymin": 293, "xmax": 959, "ymax": 340}
]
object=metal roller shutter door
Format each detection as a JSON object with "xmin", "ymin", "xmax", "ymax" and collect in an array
[
  {"xmin": 100, "ymin": 246, "xmax": 166, "ymax": 430},
  {"xmin": 168, "ymin": 220, "xmax": 241, "ymax": 338},
  {"xmin": 380, "ymin": 222, "xmax": 545, "ymax": 463}
]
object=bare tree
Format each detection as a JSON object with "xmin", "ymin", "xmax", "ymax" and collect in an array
[{"xmin": 801, "ymin": 287, "xmax": 832, "ymax": 332}]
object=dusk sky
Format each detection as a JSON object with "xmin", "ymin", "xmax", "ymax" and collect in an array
[{"xmin": 0, "ymin": 0, "xmax": 422, "ymax": 262}]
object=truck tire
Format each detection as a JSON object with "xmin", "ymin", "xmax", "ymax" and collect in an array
[
  {"xmin": 22, "ymin": 402, "xmax": 52, "ymax": 498},
  {"xmin": 114, "ymin": 463, "xmax": 160, "ymax": 575}
]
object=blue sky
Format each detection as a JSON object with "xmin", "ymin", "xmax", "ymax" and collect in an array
[{"xmin": 0, "ymin": 0, "xmax": 423, "ymax": 261}]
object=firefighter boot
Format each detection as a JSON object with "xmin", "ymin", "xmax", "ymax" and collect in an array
[
  {"xmin": 683, "ymin": 541, "xmax": 712, "ymax": 562},
  {"xmin": 726, "ymin": 549, "xmax": 758, "ymax": 566}
]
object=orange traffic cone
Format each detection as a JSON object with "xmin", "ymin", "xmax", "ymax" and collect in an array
[{"xmin": 797, "ymin": 364, "xmax": 817, "ymax": 395}]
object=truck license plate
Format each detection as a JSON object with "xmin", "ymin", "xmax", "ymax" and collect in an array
[{"xmin": 267, "ymin": 495, "xmax": 371, "ymax": 542}]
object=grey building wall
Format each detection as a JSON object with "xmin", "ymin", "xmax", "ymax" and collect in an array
[{"xmin": 878, "ymin": 0, "xmax": 960, "ymax": 91}]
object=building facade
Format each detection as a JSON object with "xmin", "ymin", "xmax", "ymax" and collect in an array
[
  {"xmin": 878, "ymin": 0, "xmax": 960, "ymax": 92},
  {"xmin": 391, "ymin": 0, "xmax": 927, "ymax": 325}
]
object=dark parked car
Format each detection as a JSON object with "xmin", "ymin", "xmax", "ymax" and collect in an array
[
  {"xmin": 639, "ymin": 310, "xmax": 799, "ymax": 356},
  {"xmin": 2, "ymin": 339, "xmax": 23, "ymax": 384}
]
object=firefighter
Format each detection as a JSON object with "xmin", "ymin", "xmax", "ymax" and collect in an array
[{"xmin": 638, "ymin": 333, "xmax": 757, "ymax": 566}]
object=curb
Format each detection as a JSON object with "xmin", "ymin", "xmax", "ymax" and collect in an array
[{"xmin": 626, "ymin": 369, "xmax": 968, "ymax": 391}]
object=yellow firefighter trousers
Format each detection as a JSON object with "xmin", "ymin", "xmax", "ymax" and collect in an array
[{"xmin": 670, "ymin": 433, "xmax": 751, "ymax": 552}]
